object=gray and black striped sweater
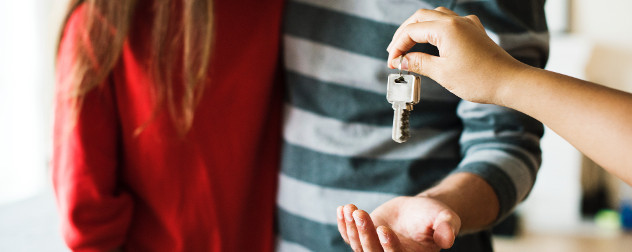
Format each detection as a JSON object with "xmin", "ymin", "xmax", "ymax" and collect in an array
[{"xmin": 277, "ymin": 0, "xmax": 549, "ymax": 251}]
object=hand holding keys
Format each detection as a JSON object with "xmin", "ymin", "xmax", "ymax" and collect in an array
[{"xmin": 386, "ymin": 55, "xmax": 420, "ymax": 143}]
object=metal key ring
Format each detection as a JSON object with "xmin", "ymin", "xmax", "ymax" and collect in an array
[{"xmin": 398, "ymin": 54, "xmax": 405, "ymax": 76}]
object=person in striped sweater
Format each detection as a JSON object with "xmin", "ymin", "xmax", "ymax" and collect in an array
[{"xmin": 276, "ymin": 1, "xmax": 548, "ymax": 251}]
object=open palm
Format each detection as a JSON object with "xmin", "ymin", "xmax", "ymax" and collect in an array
[{"xmin": 338, "ymin": 196, "xmax": 461, "ymax": 252}]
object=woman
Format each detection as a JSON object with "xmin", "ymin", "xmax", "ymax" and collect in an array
[{"xmin": 53, "ymin": 0, "xmax": 283, "ymax": 251}]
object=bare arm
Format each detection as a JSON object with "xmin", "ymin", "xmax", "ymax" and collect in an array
[
  {"xmin": 387, "ymin": 8, "xmax": 632, "ymax": 184},
  {"xmin": 502, "ymin": 66, "xmax": 632, "ymax": 182}
]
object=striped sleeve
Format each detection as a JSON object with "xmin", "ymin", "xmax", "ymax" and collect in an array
[
  {"xmin": 454, "ymin": 101, "xmax": 544, "ymax": 221},
  {"xmin": 452, "ymin": 0, "xmax": 548, "ymax": 221}
]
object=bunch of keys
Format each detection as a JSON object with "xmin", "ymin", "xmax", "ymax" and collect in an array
[{"xmin": 386, "ymin": 54, "xmax": 420, "ymax": 143}]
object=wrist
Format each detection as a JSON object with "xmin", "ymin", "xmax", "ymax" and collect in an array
[
  {"xmin": 494, "ymin": 61, "xmax": 535, "ymax": 108},
  {"xmin": 416, "ymin": 187, "xmax": 464, "ymax": 222},
  {"xmin": 416, "ymin": 173, "xmax": 499, "ymax": 232}
]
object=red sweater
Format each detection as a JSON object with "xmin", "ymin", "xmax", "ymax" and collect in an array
[{"xmin": 53, "ymin": 1, "xmax": 283, "ymax": 251}]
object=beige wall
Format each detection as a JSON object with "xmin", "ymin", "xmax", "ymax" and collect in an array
[{"xmin": 570, "ymin": 0, "xmax": 632, "ymax": 92}]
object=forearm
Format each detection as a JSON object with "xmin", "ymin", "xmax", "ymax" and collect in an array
[
  {"xmin": 501, "ymin": 66, "xmax": 632, "ymax": 183},
  {"xmin": 418, "ymin": 172, "xmax": 499, "ymax": 232}
]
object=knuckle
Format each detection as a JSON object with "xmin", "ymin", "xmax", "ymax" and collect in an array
[
  {"xmin": 434, "ymin": 6, "xmax": 449, "ymax": 12},
  {"xmin": 411, "ymin": 54, "xmax": 423, "ymax": 72},
  {"xmin": 401, "ymin": 23, "xmax": 414, "ymax": 37},
  {"xmin": 443, "ymin": 17, "xmax": 465, "ymax": 32},
  {"xmin": 466, "ymin": 14, "xmax": 479, "ymax": 20},
  {"xmin": 414, "ymin": 8, "xmax": 430, "ymax": 16},
  {"xmin": 446, "ymin": 17, "xmax": 460, "ymax": 26},
  {"xmin": 403, "ymin": 22, "xmax": 413, "ymax": 30},
  {"xmin": 465, "ymin": 15, "xmax": 481, "ymax": 24}
]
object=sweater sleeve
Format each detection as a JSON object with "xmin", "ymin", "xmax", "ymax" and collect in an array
[
  {"xmin": 453, "ymin": 101, "xmax": 543, "ymax": 221},
  {"xmin": 451, "ymin": 0, "xmax": 548, "ymax": 222},
  {"xmin": 52, "ymin": 5, "xmax": 133, "ymax": 251}
]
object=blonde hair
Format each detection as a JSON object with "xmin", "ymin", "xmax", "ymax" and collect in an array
[{"xmin": 58, "ymin": 0, "xmax": 214, "ymax": 135}]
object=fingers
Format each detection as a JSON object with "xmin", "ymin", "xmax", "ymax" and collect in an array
[
  {"xmin": 386, "ymin": 7, "xmax": 486, "ymax": 75},
  {"xmin": 387, "ymin": 21, "xmax": 443, "ymax": 69},
  {"xmin": 344, "ymin": 204, "xmax": 363, "ymax": 251},
  {"xmin": 337, "ymin": 206, "xmax": 349, "ymax": 244},
  {"xmin": 352, "ymin": 210, "xmax": 383, "ymax": 252},
  {"xmin": 400, "ymin": 51, "xmax": 438, "ymax": 77},
  {"xmin": 387, "ymin": 7, "xmax": 458, "ymax": 52},
  {"xmin": 376, "ymin": 226, "xmax": 404, "ymax": 252},
  {"xmin": 340, "ymin": 205, "xmax": 386, "ymax": 252},
  {"xmin": 432, "ymin": 210, "xmax": 461, "ymax": 249}
]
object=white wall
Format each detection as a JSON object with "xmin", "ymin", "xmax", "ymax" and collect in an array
[
  {"xmin": 518, "ymin": 35, "xmax": 591, "ymax": 233},
  {"xmin": 0, "ymin": 0, "xmax": 67, "ymax": 205},
  {"xmin": 572, "ymin": 0, "xmax": 632, "ymax": 226},
  {"xmin": 517, "ymin": 0, "xmax": 632, "ymax": 234},
  {"xmin": 571, "ymin": 0, "xmax": 632, "ymax": 92}
]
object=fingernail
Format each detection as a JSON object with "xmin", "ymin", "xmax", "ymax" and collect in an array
[
  {"xmin": 337, "ymin": 206, "xmax": 343, "ymax": 220},
  {"xmin": 352, "ymin": 212, "xmax": 365, "ymax": 227},
  {"xmin": 400, "ymin": 56, "xmax": 409, "ymax": 70}
]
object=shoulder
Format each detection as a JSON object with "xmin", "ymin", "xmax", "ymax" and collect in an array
[
  {"xmin": 59, "ymin": 3, "xmax": 88, "ymax": 48},
  {"xmin": 57, "ymin": 3, "xmax": 92, "ymax": 75}
]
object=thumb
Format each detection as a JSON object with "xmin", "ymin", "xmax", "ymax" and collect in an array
[
  {"xmin": 432, "ymin": 210, "xmax": 461, "ymax": 249},
  {"xmin": 402, "ymin": 52, "xmax": 438, "ymax": 78}
]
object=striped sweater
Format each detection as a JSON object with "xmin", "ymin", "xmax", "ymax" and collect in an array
[{"xmin": 277, "ymin": 0, "xmax": 549, "ymax": 251}]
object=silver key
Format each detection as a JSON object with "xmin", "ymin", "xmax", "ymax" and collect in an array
[{"xmin": 386, "ymin": 73, "xmax": 420, "ymax": 143}]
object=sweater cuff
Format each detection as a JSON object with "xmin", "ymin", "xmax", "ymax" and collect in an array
[{"xmin": 452, "ymin": 162, "xmax": 522, "ymax": 223}]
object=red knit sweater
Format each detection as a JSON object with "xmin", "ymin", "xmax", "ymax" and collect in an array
[{"xmin": 52, "ymin": 1, "xmax": 283, "ymax": 251}]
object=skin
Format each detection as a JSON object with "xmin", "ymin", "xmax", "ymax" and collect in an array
[
  {"xmin": 339, "ymin": 6, "xmax": 632, "ymax": 251},
  {"xmin": 386, "ymin": 7, "xmax": 632, "ymax": 184},
  {"xmin": 338, "ymin": 172, "xmax": 499, "ymax": 252}
]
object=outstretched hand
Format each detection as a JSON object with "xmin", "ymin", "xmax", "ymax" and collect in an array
[
  {"xmin": 337, "ymin": 196, "xmax": 461, "ymax": 252},
  {"xmin": 386, "ymin": 7, "xmax": 528, "ymax": 106}
]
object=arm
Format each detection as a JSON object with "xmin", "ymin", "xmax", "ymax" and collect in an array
[
  {"xmin": 338, "ymin": 5, "xmax": 548, "ymax": 251},
  {"xmin": 449, "ymin": 0, "xmax": 547, "ymax": 223},
  {"xmin": 339, "ymin": 99, "xmax": 542, "ymax": 251},
  {"xmin": 394, "ymin": 0, "xmax": 547, "ymax": 235},
  {"xmin": 387, "ymin": 9, "xmax": 632, "ymax": 184},
  {"xmin": 501, "ymin": 66, "xmax": 632, "ymax": 182},
  {"xmin": 419, "ymin": 173, "xmax": 498, "ymax": 232},
  {"xmin": 53, "ymin": 7, "xmax": 133, "ymax": 250}
]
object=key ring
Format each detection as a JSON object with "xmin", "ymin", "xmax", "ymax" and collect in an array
[{"xmin": 398, "ymin": 54, "xmax": 406, "ymax": 77}]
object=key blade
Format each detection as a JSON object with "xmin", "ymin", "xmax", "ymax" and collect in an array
[{"xmin": 392, "ymin": 102, "xmax": 411, "ymax": 143}]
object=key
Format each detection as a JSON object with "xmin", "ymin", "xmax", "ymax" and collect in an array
[{"xmin": 386, "ymin": 73, "xmax": 420, "ymax": 143}]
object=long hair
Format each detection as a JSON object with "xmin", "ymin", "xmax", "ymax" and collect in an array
[{"xmin": 58, "ymin": 0, "xmax": 214, "ymax": 135}]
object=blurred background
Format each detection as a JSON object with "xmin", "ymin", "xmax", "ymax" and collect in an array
[{"xmin": 1, "ymin": 0, "xmax": 632, "ymax": 251}]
